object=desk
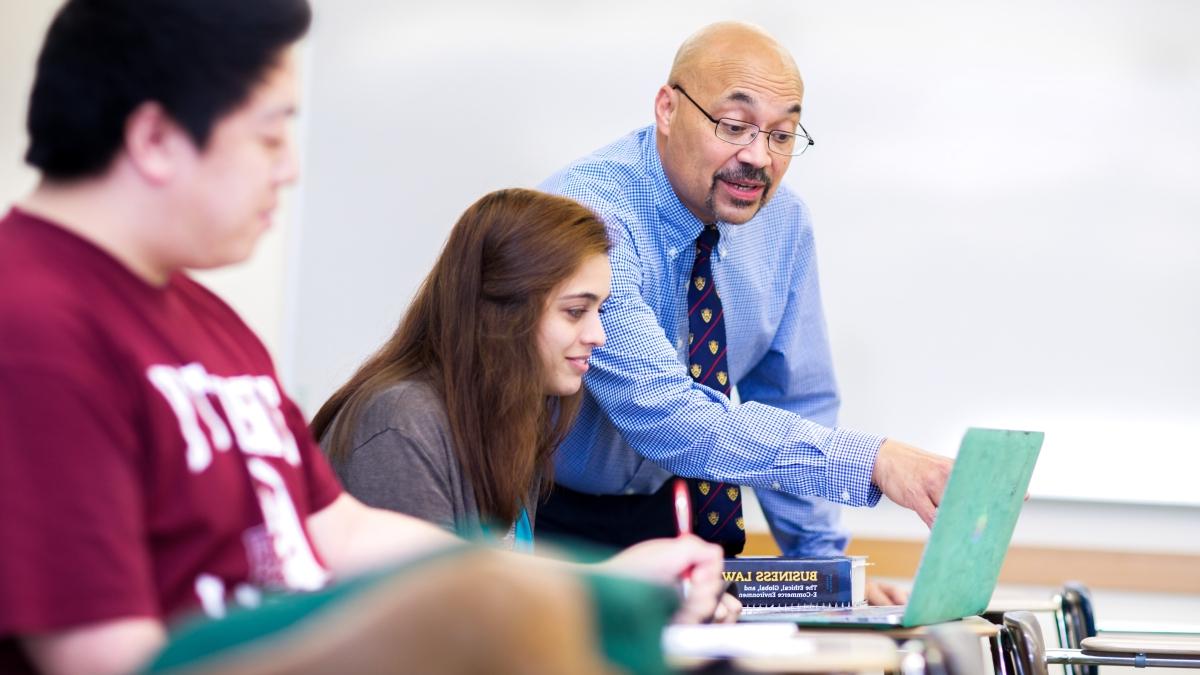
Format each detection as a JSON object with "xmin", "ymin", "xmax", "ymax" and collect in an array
[
  {"xmin": 985, "ymin": 599, "xmax": 1061, "ymax": 615},
  {"xmin": 669, "ymin": 617, "xmax": 1001, "ymax": 674},
  {"xmin": 665, "ymin": 623, "xmax": 901, "ymax": 673},
  {"xmin": 802, "ymin": 616, "xmax": 1000, "ymax": 675}
]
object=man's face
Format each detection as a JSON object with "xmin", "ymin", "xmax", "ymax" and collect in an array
[
  {"xmin": 168, "ymin": 51, "xmax": 300, "ymax": 270},
  {"xmin": 658, "ymin": 64, "xmax": 803, "ymax": 225}
]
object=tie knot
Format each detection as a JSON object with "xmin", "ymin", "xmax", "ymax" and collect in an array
[{"xmin": 696, "ymin": 225, "xmax": 720, "ymax": 252}]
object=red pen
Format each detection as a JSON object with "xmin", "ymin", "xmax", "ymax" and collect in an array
[{"xmin": 673, "ymin": 478, "xmax": 693, "ymax": 597}]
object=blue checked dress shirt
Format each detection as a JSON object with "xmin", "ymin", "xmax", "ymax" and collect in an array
[{"xmin": 539, "ymin": 125, "xmax": 885, "ymax": 557}]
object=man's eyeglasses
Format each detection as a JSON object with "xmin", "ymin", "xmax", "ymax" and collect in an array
[{"xmin": 671, "ymin": 84, "xmax": 814, "ymax": 157}]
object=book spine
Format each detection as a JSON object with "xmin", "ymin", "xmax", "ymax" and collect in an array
[{"xmin": 722, "ymin": 559, "xmax": 855, "ymax": 608}]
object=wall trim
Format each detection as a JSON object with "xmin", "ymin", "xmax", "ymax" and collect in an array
[{"xmin": 743, "ymin": 534, "xmax": 1200, "ymax": 594}]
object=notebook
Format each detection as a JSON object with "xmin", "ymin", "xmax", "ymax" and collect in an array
[{"xmin": 742, "ymin": 427, "xmax": 1042, "ymax": 628}]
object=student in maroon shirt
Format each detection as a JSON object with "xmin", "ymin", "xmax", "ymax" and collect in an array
[{"xmin": 0, "ymin": 1, "xmax": 726, "ymax": 673}]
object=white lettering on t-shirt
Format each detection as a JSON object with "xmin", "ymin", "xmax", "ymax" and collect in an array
[
  {"xmin": 234, "ymin": 583, "xmax": 262, "ymax": 609},
  {"xmin": 147, "ymin": 363, "xmax": 300, "ymax": 472},
  {"xmin": 150, "ymin": 362, "xmax": 331, "ymax": 606},
  {"xmin": 211, "ymin": 375, "xmax": 301, "ymax": 465},
  {"xmin": 244, "ymin": 457, "xmax": 329, "ymax": 591},
  {"xmin": 192, "ymin": 576, "xmax": 268, "ymax": 619},
  {"xmin": 194, "ymin": 573, "xmax": 227, "ymax": 619},
  {"xmin": 147, "ymin": 364, "xmax": 232, "ymax": 472}
]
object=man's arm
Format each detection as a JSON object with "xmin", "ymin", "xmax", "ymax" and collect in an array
[
  {"xmin": 572, "ymin": 218, "xmax": 951, "ymax": 529},
  {"xmin": 584, "ymin": 230, "xmax": 885, "ymax": 506}
]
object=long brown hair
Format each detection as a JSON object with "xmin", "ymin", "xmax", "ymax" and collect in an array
[{"xmin": 311, "ymin": 188, "xmax": 610, "ymax": 526}]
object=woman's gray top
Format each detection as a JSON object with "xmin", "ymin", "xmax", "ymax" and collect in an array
[{"xmin": 323, "ymin": 379, "xmax": 536, "ymax": 548}]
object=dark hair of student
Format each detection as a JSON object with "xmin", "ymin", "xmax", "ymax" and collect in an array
[
  {"xmin": 25, "ymin": 0, "xmax": 312, "ymax": 180},
  {"xmin": 312, "ymin": 189, "xmax": 611, "ymax": 526}
]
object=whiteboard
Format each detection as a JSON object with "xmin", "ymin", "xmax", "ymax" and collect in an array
[{"xmin": 289, "ymin": 0, "xmax": 1200, "ymax": 507}]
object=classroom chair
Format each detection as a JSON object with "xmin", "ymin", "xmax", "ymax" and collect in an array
[
  {"xmin": 1057, "ymin": 582, "xmax": 1098, "ymax": 675},
  {"xmin": 918, "ymin": 623, "xmax": 993, "ymax": 675},
  {"xmin": 1003, "ymin": 611, "xmax": 1200, "ymax": 673}
]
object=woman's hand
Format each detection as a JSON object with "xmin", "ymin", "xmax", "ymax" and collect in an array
[{"xmin": 601, "ymin": 535, "xmax": 736, "ymax": 624}]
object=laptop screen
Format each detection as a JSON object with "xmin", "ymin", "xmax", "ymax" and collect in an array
[{"xmin": 901, "ymin": 428, "xmax": 1043, "ymax": 626}]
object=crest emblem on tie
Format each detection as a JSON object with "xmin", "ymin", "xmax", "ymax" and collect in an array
[
  {"xmin": 697, "ymin": 481, "xmax": 711, "ymax": 496},
  {"xmin": 726, "ymin": 486, "xmax": 739, "ymax": 501},
  {"xmin": 690, "ymin": 363, "xmax": 702, "ymax": 378},
  {"xmin": 735, "ymin": 517, "xmax": 745, "ymax": 531},
  {"xmin": 707, "ymin": 511, "xmax": 719, "ymax": 526},
  {"xmin": 716, "ymin": 371, "xmax": 728, "ymax": 386},
  {"xmin": 701, "ymin": 308, "xmax": 713, "ymax": 323},
  {"xmin": 694, "ymin": 276, "xmax": 705, "ymax": 291},
  {"xmin": 708, "ymin": 340, "xmax": 719, "ymax": 355}
]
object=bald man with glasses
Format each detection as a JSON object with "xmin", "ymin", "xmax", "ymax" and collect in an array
[{"xmin": 538, "ymin": 21, "xmax": 952, "ymax": 606}]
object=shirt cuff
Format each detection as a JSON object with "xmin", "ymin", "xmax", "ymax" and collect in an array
[{"xmin": 822, "ymin": 428, "xmax": 884, "ymax": 507}]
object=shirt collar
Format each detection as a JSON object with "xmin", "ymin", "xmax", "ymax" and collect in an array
[{"xmin": 643, "ymin": 126, "xmax": 708, "ymax": 255}]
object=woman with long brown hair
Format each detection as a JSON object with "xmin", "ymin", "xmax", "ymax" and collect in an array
[
  {"xmin": 311, "ymin": 188, "xmax": 612, "ymax": 550},
  {"xmin": 312, "ymin": 188, "xmax": 739, "ymax": 622}
]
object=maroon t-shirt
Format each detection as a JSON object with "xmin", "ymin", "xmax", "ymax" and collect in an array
[{"xmin": 0, "ymin": 208, "xmax": 344, "ymax": 670}]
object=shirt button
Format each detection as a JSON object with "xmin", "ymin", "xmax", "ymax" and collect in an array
[
  {"xmin": 771, "ymin": 482, "xmax": 781, "ymax": 490},
  {"xmin": 667, "ymin": 247, "xmax": 677, "ymax": 258},
  {"xmin": 841, "ymin": 490, "xmax": 851, "ymax": 501},
  {"xmin": 625, "ymin": 488, "xmax": 635, "ymax": 495},
  {"xmin": 719, "ymin": 245, "xmax": 727, "ymax": 256}
]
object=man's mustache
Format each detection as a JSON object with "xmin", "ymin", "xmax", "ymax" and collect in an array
[{"xmin": 713, "ymin": 165, "xmax": 771, "ymax": 192}]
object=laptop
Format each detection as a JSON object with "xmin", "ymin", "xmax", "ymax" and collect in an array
[{"xmin": 743, "ymin": 427, "xmax": 1042, "ymax": 628}]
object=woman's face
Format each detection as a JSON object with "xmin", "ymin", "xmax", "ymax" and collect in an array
[{"xmin": 536, "ymin": 253, "xmax": 611, "ymax": 396}]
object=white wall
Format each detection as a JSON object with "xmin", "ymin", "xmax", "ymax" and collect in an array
[
  {"xmin": 4, "ymin": 1, "xmax": 1197, "ymax": 551},
  {"xmin": 293, "ymin": 0, "xmax": 1200, "ymax": 508},
  {"xmin": 0, "ymin": 3, "xmax": 56, "ymax": 208}
]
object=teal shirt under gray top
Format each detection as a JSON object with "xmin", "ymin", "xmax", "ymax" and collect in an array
[{"xmin": 322, "ymin": 379, "xmax": 535, "ymax": 551}]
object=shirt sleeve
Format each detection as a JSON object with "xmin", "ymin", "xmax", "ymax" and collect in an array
[
  {"xmin": 583, "ymin": 216, "xmax": 885, "ymax": 508},
  {"xmin": 0, "ymin": 356, "xmax": 159, "ymax": 634}
]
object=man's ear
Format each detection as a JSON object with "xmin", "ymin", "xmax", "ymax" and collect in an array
[
  {"xmin": 123, "ymin": 102, "xmax": 193, "ymax": 185},
  {"xmin": 653, "ymin": 85, "xmax": 676, "ymax": 136}
]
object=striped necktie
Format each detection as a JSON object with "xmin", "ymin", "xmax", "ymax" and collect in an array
[{"xmin": 686, "ymin": 224, "xmax": 745, "ymax": 556}]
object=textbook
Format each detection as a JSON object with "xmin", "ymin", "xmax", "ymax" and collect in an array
[{"xmin": 724, "ymin": 556, "xmax": 867, "ymax": 610}]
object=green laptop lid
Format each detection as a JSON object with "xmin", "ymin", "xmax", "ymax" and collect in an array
[{"xmin": 901, "ymin": 427, "xmax": 1043, "ymax": 627}]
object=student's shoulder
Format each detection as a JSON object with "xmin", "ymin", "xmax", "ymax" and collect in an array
[
  {"xmin": 339, "ymin": 379, "xmax": 456, "ymax": 468},
  {"xmin": 0, "ymin": 210, "xmax": 117, "ymax": 312},
  {"xmin": 358, "ymin": 379, "xmax": 451, "ymax": 436},
  {"xmin": 0, "ymin": 227, "xmax": 87, "ymax": 321},
  {"xmin": 0, "ymin": 251, "xmax": 111, "ymax": 371}
]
